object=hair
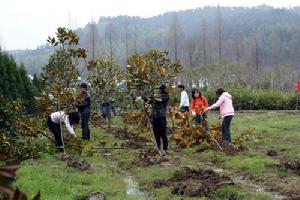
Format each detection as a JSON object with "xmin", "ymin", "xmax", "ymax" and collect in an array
[
  {"xmin": 159, "ymin": 84, "xmax": 168, "ymax": 94},
  {"xmin": 68, "ymin": 112, "xmax": 80, "ymax": 125},
  {"xmin": 216, "ymin": 88, "xmax": 225, "ymax": 97},
  {"xmin": 178, "ymin": 84, "xmax": 185, "ymax": 90},
  {"xmin": 192, "ymin": 88, "xmax": 202, "ymax": 99},
  {"xmin": 80, "ymin": 83, "xmax": 88, "ymax": 89}
]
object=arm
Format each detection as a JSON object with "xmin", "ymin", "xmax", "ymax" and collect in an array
[
  {"xmin": 180, "ymin": 92, "xmax": 184, "ymax": 107},
  {"xmin": 208, "ymin": 96, "xmax": 224, "ymax": 110},
  {"xmin": 190, "ymin": 99, "xmax": 195, "ymax": 112},
  {"xmin": 76, "ymin": 94, "xmax": 91, "ymax": 109},
  {"xmin": 64, "ymin": 116, "xmax": 75, "ymax": 135}
]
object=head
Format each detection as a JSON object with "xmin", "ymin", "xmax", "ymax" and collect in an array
[
  {"xmin": 159, "ymin": 84, "xmax": 167, "ymax": 94},
  {"xmin": 178, "ymin": 84, "xmax": 185, "ymax": 92},
  {"xmin": 216, "ymin": 88, "xmax": 225, "ymax": 97},
  {"xmin": 68, "ymin": 112, "xmax": 80, "ymax": 125},
  {"xmin": 192, "ymin": 88, "xmax": 202, "ymax": 99},
  {"xmin": 80, "ymin": 83, "xmax": 88, "ymax": 92}
]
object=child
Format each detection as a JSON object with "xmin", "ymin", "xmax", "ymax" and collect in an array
[
  {"xmin": 47, "ymin": 111, "xmax": 80, "ymax": 151},
  {"xmin": 204, "ymin": 88, "xmax": 234, "ymax": 143},
  {"xmin": 190, "ymin": 89, "xmax": 208, "ymax": 126}
]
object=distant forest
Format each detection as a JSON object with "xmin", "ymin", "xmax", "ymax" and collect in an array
[{"xmin": 8, "ymin": 5, "xmax": 300, "ymax": 89}]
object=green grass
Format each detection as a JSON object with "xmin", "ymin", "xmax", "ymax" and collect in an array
[{"xmin": 14, "ymin": 111, "xmax": 300, "ymax": 199}]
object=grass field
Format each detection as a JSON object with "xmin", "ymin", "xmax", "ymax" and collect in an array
[{"xmin": 15, "ymin": 111, "xmax": 300, "ymax": 200}]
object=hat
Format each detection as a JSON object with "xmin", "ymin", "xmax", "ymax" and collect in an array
[{"xmin": 80, "ymin": 83, "xmax": 88, "ymax": 89}]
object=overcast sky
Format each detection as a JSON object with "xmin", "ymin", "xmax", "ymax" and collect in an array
[{"xmin": 0, "ymin": 0, "xmax": 299, "ymax": 50}]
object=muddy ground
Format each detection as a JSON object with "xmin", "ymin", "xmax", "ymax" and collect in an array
[
  {"xmin": 55, "ymin": 154, "xmax": 91, "ymax": 171},
  {"xmin": 153, "ymin": 166, "xmax": 234, "ymax": 198}
]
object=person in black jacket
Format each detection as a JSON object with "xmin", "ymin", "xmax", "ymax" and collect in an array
[
  {"xmin": 141, "ymin": 84, "xmax": 169, "ymax": 154},
  {"xmin": 75, "ymin": 83, "xmax": 91, "ymax": 140}
]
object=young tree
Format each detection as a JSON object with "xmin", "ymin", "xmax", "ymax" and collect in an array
[{"xmin": 38, "ymin": 27, "xmax": 87, "ymax": 115}]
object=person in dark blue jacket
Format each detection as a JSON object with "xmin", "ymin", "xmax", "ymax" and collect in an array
[{"xmin": 75, "ymin": 83, "xmax": 91, "ymax": 140}]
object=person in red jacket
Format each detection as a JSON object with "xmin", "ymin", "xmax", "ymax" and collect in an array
[{"xmin": 190, "ymin": 89, "xmax": 208, "ymax": 127}]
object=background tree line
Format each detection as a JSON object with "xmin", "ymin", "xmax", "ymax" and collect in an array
[
  {"xmin": 8, "ymin": 5, "xmax": 300, "ymax": 90},
  {"xmin": 0, "ymin": 49, "xmax": 43, "ymax": 113}
]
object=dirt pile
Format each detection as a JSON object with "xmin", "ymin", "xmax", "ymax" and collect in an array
[
  {"xmin": 282, "ymin": 160, "xmax": 300, "ymax": 175},
  {"xmin": 110, "ymin": 128, "xmax": 151, "ymax": 149},
  {"xmin": 196, "ymin": 140, "xmax": 241, "ymax": 155},
  {"xmin": 153, "ymin": 167, "xmax": 233, "ymax": 198},
  {"xmin": 266, "ymin": 149, "xmax": 278, "ymax": 157},
  {"xmin": 55, "ymin": 154, "xmax": 91, "ymax": 171},
  {"xmin": 76, "ymin": 192, "xmax": 106, "ymax": 200},
  {"xmin": 134, "ymin": 149, "xmax": 180, "ymax": 167}
]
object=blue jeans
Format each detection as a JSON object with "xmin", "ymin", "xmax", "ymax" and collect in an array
[
  {"xmin": 222, "ymin": 115, "xmax": 233, "ymax": 142},
  {"xmin": 195, "ymin": 113, "xmax": 208, "ymax": 130}
]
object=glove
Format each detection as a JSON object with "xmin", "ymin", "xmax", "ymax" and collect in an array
[{"xmin": 192, "ymin": 111, "xmax": 196, "ymax": 117}]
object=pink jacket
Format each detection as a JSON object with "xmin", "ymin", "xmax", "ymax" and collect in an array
[{"xmin": 208, "ymin": 92, "xmax": 234, "ymax": 118}]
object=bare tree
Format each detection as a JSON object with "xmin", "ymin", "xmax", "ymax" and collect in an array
[
  {"xmin": 170, "ymin": 13, "xmax": 182, "ymax": 61},
  {"xmin": 187, "ymin": 37, "xmax": 196, "ymax": 68},
  {"xmin": 106, "ymin": 21, "xmax": 115, "ymax": 63},
  {"xmin": 124, "ymin": 18, "xmax": 129, "ymax": 59},
  {"xmin": 217, "ymin": 6, "xmax": 224, "ymax": 63},
  {"xmin": 134, "ymin": 21, "xmax": 138, "ymax": 54},
  {"xmin": 235, "ymin": 29, "xmax": 241, "ymax": 67},
  {"xmin": 201, "ymin": 19, "xmax": 208, "ymax": 65},
  {"xmin": 254, "ymin": 34, "xmax": 260, "ymax": 73}
]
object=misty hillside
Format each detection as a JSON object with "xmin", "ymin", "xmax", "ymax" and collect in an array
[{"xmin": 9, "ymin": 5, "xmax": 300, "ymax": 75}]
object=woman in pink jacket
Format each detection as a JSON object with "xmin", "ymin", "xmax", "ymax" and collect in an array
[{"xmin": 204, "ymin": 88, "xmax": 234, "ymax": 142}]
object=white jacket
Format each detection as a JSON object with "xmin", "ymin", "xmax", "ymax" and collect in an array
[{"xmin": 50, "ymin": 111, "xmax": 75, "ymax": 135}]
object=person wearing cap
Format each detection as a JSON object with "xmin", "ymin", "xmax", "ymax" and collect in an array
[
  {"xmin": 47, "ymin": 111, "xmax": 79, "ymax": 151},
  {"xmin": 140, "ymin": 84, "xmax": 169, "ymax": 155},
  {"xmin": 178, "ymin": 84, "xmax": 189, "ymax": 112},
  {"xmin": 75, "ymin": 83, "xmax": 91, "ymax": 140}
]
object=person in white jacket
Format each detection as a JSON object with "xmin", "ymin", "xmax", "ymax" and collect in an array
[
  {"xmin": 178, "ymin": 84, "xmax": 189, "ymax": 112},
  {"xmin": 47, "ymin": 111, "xmax": 80, "ymax": 151},
  {"xmin": 204, "ymin": 88, "xmax": 235, "ymax": 142}
]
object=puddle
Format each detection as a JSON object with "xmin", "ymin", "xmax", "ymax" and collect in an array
[{"xmin": 124, "ymin": 172, "xmax": 146, "ymax": 199}]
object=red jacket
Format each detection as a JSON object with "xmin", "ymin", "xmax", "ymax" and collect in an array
[{"xmin": 190, "ymin": 96, "xmax": 208, "ymax": 114}]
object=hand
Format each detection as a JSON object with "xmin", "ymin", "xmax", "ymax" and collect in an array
[
  {"xmin": 192, "ymin": 111, "xmax": 196, "ymax": 117},
  {"xmin": 203, "ymin": 108, "xmax": 209, "ymax": 113},
  {"xmin": 72, "ymin": 133, "xmax": 77, "ymax": 139}
]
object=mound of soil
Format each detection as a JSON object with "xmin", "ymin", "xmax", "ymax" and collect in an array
[
  {"xmin": 153, "ymin": 167, "xmax": 234, "ymax": 198},
  {"xmin": 267, "ymin": 149, "xmax": 278, "ymax": 157},
  {"xmin": 282, "ymin": 160, "xmax": 300, "ymax": 175},
  {"xmin": 76, "ymin": 192, "xmax": 106, "ymax": 200},
  {"xmin": 110, "ymin": 128, "xmax": 151, "ymax": 149},
  {"xmin": 196, "ymin": 140, "xmax": 241, "ymax": 155},
  {"xmin": 55, "ymin": 153, "xmax": 91, "ymax": 171},
  {"xmin": 134, "ymin": 149, "xmax": 180, "ymax": 167}
]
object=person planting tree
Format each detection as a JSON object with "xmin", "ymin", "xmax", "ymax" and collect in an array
[
  {"xmin": 190, "ymin": 89, "xmax": 208, "ymax": 128},
  {"xmin": 140, "ymin": 84, "xmax": 169, "ymax": 155},
  {"xmin": 204, "ymin": 88, "xmax": 235, "ymax": 143},
  {"xmin": 47, "ymin": 111, "xmax": 79, "ymax": 152},
  {"xmin": 75, "ymin": 83, "xmax": 91, "ymax": 140}
]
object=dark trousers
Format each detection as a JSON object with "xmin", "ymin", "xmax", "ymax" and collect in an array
[
  {"xmin": 81, "ymin": 114, "xmax": 90, "ymax": 140},
  {"xmin": 222, "ymin": 115, "xmax": 233, "ymax": 142},
  {"xmin": 152, "ymin": 117, "xmax": 168, "ymax": 151},
  {"xmin": 47, "ymin": 117, "xmax": 63, "ymax": 147},
  {"xmin": 195, "ymin": 113, "xmax": 208, "ymax": 130}
]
